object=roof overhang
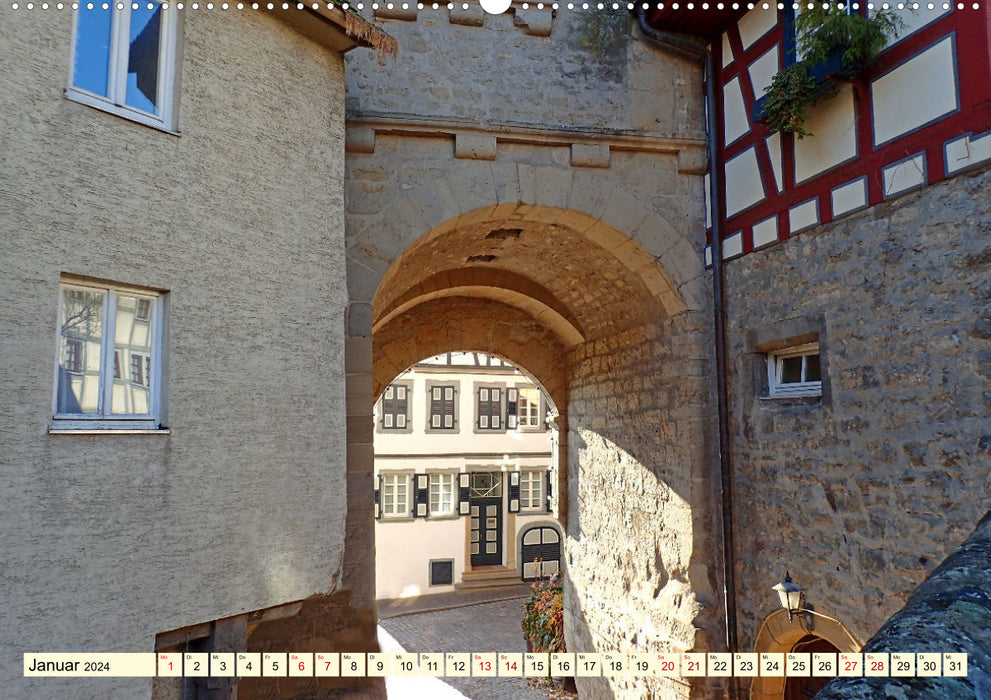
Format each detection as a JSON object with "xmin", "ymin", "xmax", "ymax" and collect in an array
[
  {"xmin": 274, "ymin": 6, "xmax": 397, "ymax": 57},
  {"xmin": 646, "ymin": 7, "xmax": 747, "ymax": 40}
]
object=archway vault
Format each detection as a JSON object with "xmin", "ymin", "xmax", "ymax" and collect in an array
[
  {"xmin": 368, "ymin": 202, "xmax": 695, "ymax": 331},
  {"xmin": 345, "ymin": 164, "xmax": 716, "ymax": 699}
]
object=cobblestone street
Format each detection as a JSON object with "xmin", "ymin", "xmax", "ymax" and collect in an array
[{"xmin": 378, "ymin": 597, "xmax": 552, "ymax": 700}]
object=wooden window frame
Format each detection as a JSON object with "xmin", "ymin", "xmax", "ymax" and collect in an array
[
  {"xmin": 515, "ymin": 385, "xmax": 544, "ymax": 431},
  {"xmin": 51, "ymin": 278, "xmax": 165, "ymax": 431},
  {"xmin": 519, "ymin": 470, "xmax": 546, "ymax": 512},
  {"xmin": 767, "ymin": 342, "xmax": 822, "ymax": 398},
  {"xmin": 67, "ymin": 3, "xmax": 181, "ymax": 133},
  {"xmin": 427, "ymin": 472, "xmax": 458, "ymax": 518},
  {"xmin": 380, "ymin": 473, "xmax": 412, "ymax": 519}
]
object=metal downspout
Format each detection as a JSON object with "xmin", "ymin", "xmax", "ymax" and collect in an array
[{"xmin": 635, "ymin": 9, "xmax": 739, "ymax": 661}]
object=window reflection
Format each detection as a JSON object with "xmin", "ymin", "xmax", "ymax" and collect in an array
[
  {"xmin": 126, "ymin": 4, "xmax": 162, "ymax": 113},
  {"xmin": 57, "ymin": 288, "xmax": 105, "ymax": 414},
  {"xmin": 73, "ymin": 7, "xmax": 113, "ymax": 97},
  {"xmin": 112, "ymin": 294, "xmax": 154, "ymax": 415}
]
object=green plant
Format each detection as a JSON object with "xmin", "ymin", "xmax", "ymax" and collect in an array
[
  {"xmin": 761, "ymin": 62, "xmax": 823, "ymax": 139},
  {"xmin": 762, "ymin": 8, "xmax": 902, "ymax": 138},
  {"xmin": 521, "ymin": 571, "xmax": 566, "ymax": 654},
  {"xmin": 795, "ymin": 6, "xmax": 902, "ymax": 70}
]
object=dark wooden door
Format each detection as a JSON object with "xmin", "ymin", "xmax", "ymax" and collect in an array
[{"xmin": 469, "ymin": 472, "xmax": 503, "ymax": 567}]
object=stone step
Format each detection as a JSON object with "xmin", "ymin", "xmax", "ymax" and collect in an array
[{"xmin": 456, "ymin": 567, "xmax": 524, "ymax": 591}]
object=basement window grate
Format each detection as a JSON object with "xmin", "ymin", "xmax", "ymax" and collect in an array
[{"xmin": 429, "ymin": 559, "xmax": 454, "ymax": 586}]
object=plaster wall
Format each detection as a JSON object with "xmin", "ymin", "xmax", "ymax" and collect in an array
[{"xmin": 1, "ymin": 10, "xmax": 351, "ymax": 698}]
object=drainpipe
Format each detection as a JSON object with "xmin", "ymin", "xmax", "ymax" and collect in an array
[{"xmin": 635, "ymin": 8, "xmax": 739, "ymax": 662}]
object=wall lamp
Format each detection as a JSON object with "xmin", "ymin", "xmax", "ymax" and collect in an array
[{"xmin": 772, "ymin": 572, "xmax": 805, "ymax": 622}]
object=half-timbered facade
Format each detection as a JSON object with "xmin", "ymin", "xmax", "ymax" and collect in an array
[{"xmin": 680, "ymin": 5, "xmax": 991, "ymax": 262}]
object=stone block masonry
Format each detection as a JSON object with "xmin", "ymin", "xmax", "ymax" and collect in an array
[{"xmin": 725, "ymin": 165, "xmax": 991, "ymax": 652}]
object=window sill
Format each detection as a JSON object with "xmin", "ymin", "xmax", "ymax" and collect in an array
[
  {"xmin": 65, "ymin": 90, "xmax": 180, "ymax": 136},
  {"xmin": 379, "ymin": 516, "xmax": 415, "ymax": 523},
  {"xmin": 427, "ymin": 514, "xmax": 461, "ymax": 521},
  {"xmin": 49, "ymin": 427, "xmax": 170, "ymax": 435},
  {"xmin": 759, "ymin": 394, "xmax": 822, "ymax": 404}
]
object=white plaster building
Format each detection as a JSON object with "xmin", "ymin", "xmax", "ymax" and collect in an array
[{"xmin": 374, "ymin": 353, "xmax": 562, "ymax": 601}]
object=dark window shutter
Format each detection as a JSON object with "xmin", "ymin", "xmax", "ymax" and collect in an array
[
  {"xmin": 508, "ymin": 471, "xmax": 521, "ymax": 513},
  {"xmin": 414, "ymin": 474, "xmax": 429, "ymax": 517},
  {"xmin": 374, "ymin": 474, "xmax": 381, "ymax": 519},
  {"xmin": 458, "ymin": 472, "xmax": 471, "ymax": 515},
  {"xmin": 445, "ymin": 388, "xmax": 455, "ymax": 426},
  {"xmin": 545, "ymin": 471, "xmax": 552, "ymax": 508},
  {"xmin": 506, "ymin": 388, "xmax": 518, "ymax": 429}
]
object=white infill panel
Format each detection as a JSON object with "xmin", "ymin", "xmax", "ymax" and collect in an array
[
  {"xmin": 722, "ymin": 32, "xmax": 733, "ymax": 68},
  {"xmin": 883, "ymin": 154, "xmax": 926, "ymax": 197},
  {"xmin": 725, "ymin": 147, "xmax": 765, "ymax": 217},
  {"xmin": 723, "ymin": 77, "xmax": 750, "ymax": 146},
  {"xmin": 748, "ymin": 46, "xmax": 780, "ymax": 101},
  {"xmin": 945, "ymin": 131, "xmax": 991, "ymax": 174},
  {"xmin": 872, "ymin": 36, "xmax": 958, "ymax": 146},
  {"xmin": 886, "ymin": 6, "xmax": 953, "ymax": 47},
  {"xmin": 795, "ymin": 84, "xmax": 857, "ymax": 183},
  {"xmin": 752, "ymin": 216, "xmax": 779, "ymax": 249},
  {"xmin": 723, "ymin": 231, "xmax": 743, "ymax": 260},
  {"xmin": 737, "ymin": 7, "xmax": 776, "ymax": 50},
  {"xmin": 789, "ymin": 199, "xmax": 819, "ymax": 234},
  {"xmin": 831, "ymin": 178, "xmax": 868, "ymax": 217},
  {"xmin": 704, "ymin": 172, "xmax": 711, "ymax": 229},
  {"xmin": 765, "ymin": 133, "xmax": 783, "ymax": 192}
]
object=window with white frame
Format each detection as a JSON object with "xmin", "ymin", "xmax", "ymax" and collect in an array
[
  {"xmin": 428, "ymin": 473, "xmax": 456, "ymax": 516},
  {"xmin": 68, "ymin": 3, "xmax": 180, "ymax": 131},
  {"xmin": 477, "ymin": 386, "xmax": 502, "ymax": 430},
  {"xmin": 54, "ymin": 280, "xmax": 164, "ymax": 428},
  {"xmin": 517, "ymin": 387, "xmax": 542, "ymax": 429},
  {"xmin": 767, "ymin": 342, "xmax": 822, "ymax": 397},
  {"xmin": 429, "ymin": 385, "xmax": 456, "ymax": 430},
  {"xmin": 380, "ymin": 384, "xmax": 409, "ymax": 430},
  {"xmin": 381, "ymin": 474, "xmax": 410, "ymax": 518},
  {"xmin": 520, "ymin": 470, "xmax": 545, "ymax": 511}
]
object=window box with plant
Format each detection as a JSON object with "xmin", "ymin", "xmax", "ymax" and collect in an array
[{"xmin": 754, "ymin": 6, "xmax": 902, "ymax": 138}]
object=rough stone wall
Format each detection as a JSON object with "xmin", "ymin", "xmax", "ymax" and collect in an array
[
  {"xmin": 725, "ymin": 166, "xmax": 991, "ymax": 651},
  {"xmin": 346, "ymin": 8, "xmax": 705, "ymax": 137},
  {"xmin": 1, "ymin": 10, "xmax": 354, "ymax": 699},
  {"xmin": 565, "ymin": 311, "xmax": 724, "ymax": 699}
]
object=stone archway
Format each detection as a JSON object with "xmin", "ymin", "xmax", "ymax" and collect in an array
[
  {"xmin": 344, "ymin": 148, "xmax": 717, "ymax": 699},
  {"xmin": 750, "ymin": 608, "xmax": 862, "ymax": 700}
]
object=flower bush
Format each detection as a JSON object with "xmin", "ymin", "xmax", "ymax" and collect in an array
[{"xmin": 521, "ymin": 571, "xmax": 566, "ymax": 654}]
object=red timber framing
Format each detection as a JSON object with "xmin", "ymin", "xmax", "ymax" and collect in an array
[{"xmin": 652, "ymin": 5, "xmax": 991, "ymax": 261}]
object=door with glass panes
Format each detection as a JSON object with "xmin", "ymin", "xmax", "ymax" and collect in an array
[{"xmin": 469, "ymin": 472, "xmax": 503, "ymax": 566}]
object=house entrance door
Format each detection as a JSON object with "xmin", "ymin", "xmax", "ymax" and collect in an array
[{"xmin": 469, "ymin": 472, "xmax": 503, "ymax": 567}]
